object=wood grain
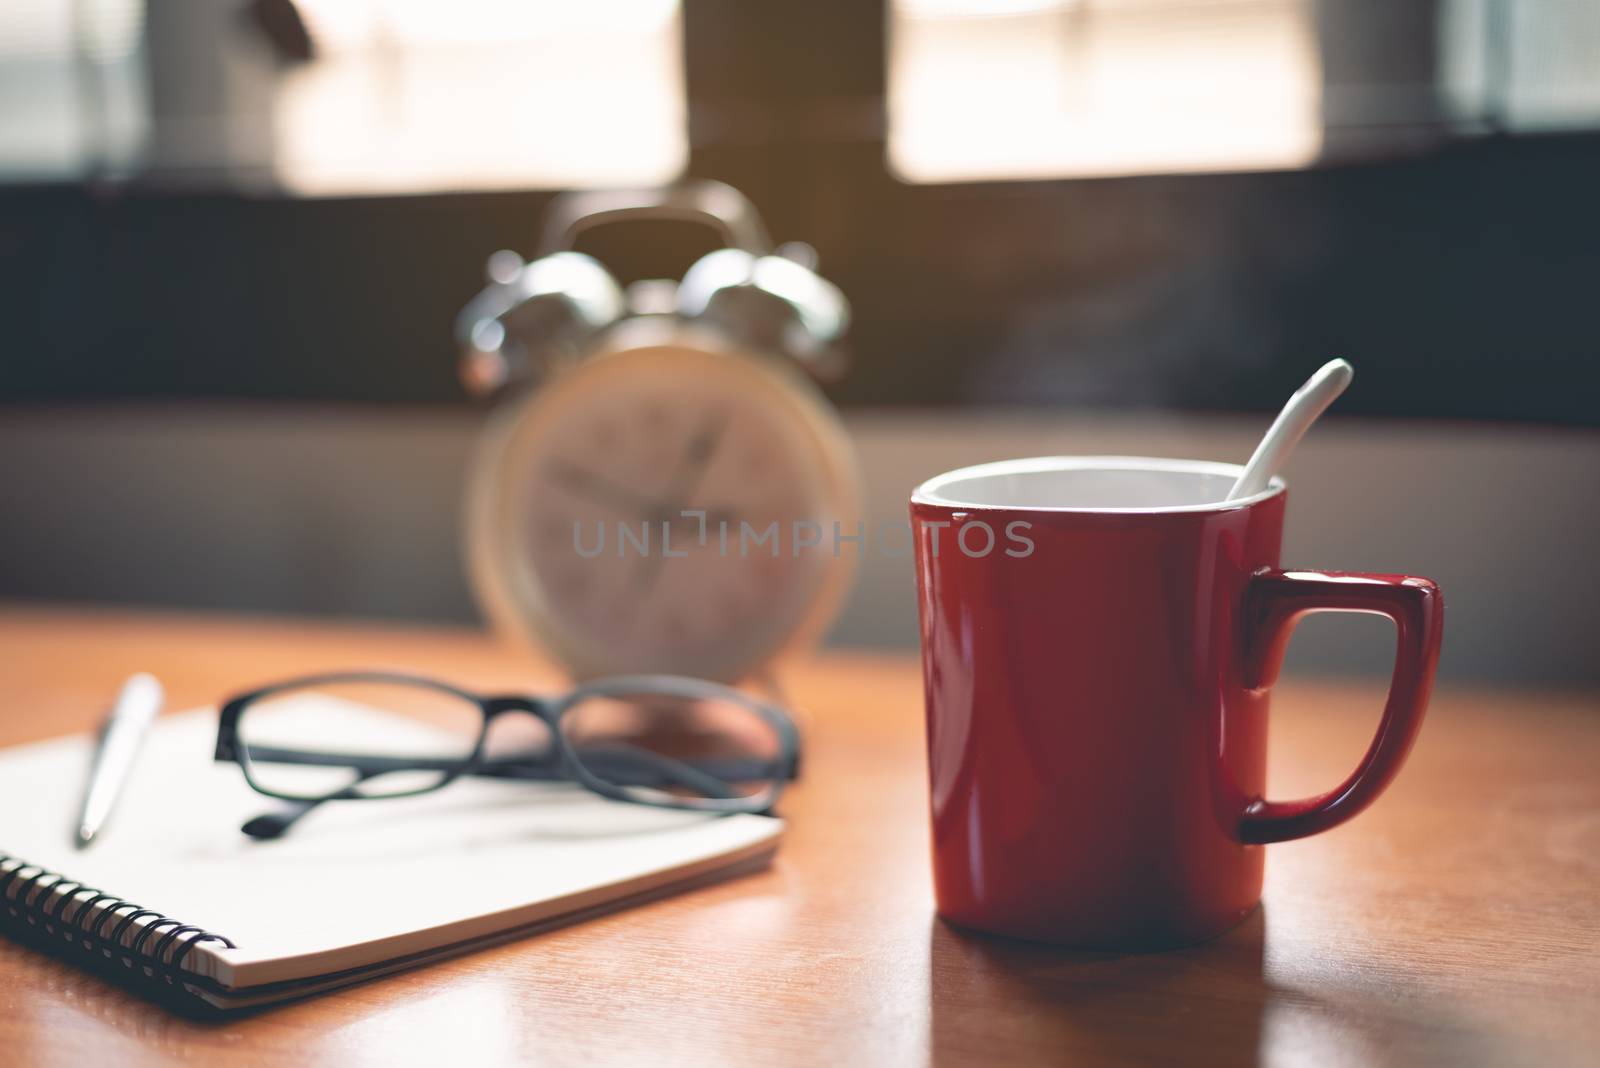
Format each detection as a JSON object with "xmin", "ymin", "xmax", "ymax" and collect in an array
[{"xmin": 0, "ymin": 605, "xmax": 1596, "ymax": 1067}]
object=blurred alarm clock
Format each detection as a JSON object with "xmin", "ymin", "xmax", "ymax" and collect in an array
[{"xmin": 456, "ymin": 181, "xmax": 861, "ymax": 682}]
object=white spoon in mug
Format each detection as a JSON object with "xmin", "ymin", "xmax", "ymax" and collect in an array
[{"xmin": 1226, "ymin": 358, "xmax": 1354, "ymax": 502}]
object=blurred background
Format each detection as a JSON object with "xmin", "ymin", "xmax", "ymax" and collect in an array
[{"xmin": 2, "ymin": 0, "xmax": 1597, "ymax": 684}]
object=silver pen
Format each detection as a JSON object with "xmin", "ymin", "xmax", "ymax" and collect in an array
[{"xmin": 74, "ymin": 673, "xmax": 164, "ymax": 849}]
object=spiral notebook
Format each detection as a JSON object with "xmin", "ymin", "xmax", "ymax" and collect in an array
[{"xmin": 0, "ymin": 704, "xmax": 782, "ymax": 1012}]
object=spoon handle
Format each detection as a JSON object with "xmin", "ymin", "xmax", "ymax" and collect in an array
[{"xmin": 1227, "ymin": 358, "xmax": 1354, "ymax": 501}]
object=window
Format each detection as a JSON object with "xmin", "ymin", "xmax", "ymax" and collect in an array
[
  {"xmin": 0, "ymin": 0, "xmax": 686, "ymax": 191},
  {"xmin": 889, "ymin": 0, "xmax": 1321, "ymax": 182},
  {"xmin": 1441, "ymin": 0, "xmax": 1600, "ymax": 132},
  {"xmin": 888, "ymin": 0, "xmax": 1600, "ymax": 183},
  {"xmin": 275, "ymin": 0, "xmax": 686, "ymax": 194},
  {"xmin": 0, "ymin": 0, "xmax": 146, "ymax": 180}
]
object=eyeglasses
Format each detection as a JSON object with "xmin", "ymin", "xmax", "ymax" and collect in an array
[{"xmin": 213, "ymin": 672, "xmax": 800, "ymax": 839}]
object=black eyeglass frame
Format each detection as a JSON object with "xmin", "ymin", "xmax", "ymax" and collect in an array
[{"xmin": 215, "ymin": 671, "xmax": 801, "ymax": 816}]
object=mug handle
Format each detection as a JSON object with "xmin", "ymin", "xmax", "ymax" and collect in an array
[{"xmin": 1238, "ymin": 568, "xmax": 1444, "ymax": 845}]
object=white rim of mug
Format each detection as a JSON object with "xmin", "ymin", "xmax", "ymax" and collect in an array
[{"xmin": 911, "ymin": 456, "xmax": 1288, "ymax": 514}]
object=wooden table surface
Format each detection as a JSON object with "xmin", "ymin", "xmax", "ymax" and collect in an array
[{"xmin": 0, "ymin": 606, "xmax": 1596, "ymax": 1067}]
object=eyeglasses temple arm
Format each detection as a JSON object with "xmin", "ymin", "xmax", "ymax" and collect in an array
[{"xmin": 239, "ymin": 769, "xmax": 386, "ymax": 839}]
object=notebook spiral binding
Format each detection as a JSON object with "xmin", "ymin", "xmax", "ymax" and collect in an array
[{"xmin": 0, "ymin": 852, "xmax": 235, "ymax": 997}]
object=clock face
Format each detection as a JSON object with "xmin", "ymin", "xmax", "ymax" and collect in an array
[{"xmin": 470, "ymin": 336, "xmax": 859, "ymax": 681}]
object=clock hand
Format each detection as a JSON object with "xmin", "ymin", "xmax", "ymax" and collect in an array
[
  {"xmin": 629, "ymin": 506, "xmax": 745, "ymax": 598},
  {"xmin": 666, "ymin": 507, "xmax": 742, "ymax": 545},
  {"xmin": 549, "ymin": 460, "xmax": 665, "ymax": 518},
  {"xmin": 665, "ymin": 414, "xmax": 726, "ymax": 506},
  {"xmin": 631, "ymin": 416, "xmax": 729, "ymax": 599},
  {"xmin": 631, "ymin": 542, "xmax": 668, "ymax": 596}
]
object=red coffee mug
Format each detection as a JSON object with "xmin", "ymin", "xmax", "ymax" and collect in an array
[{"xmin": 911, "ymin": 456, "xmax": 1443, "ymax": 948}]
